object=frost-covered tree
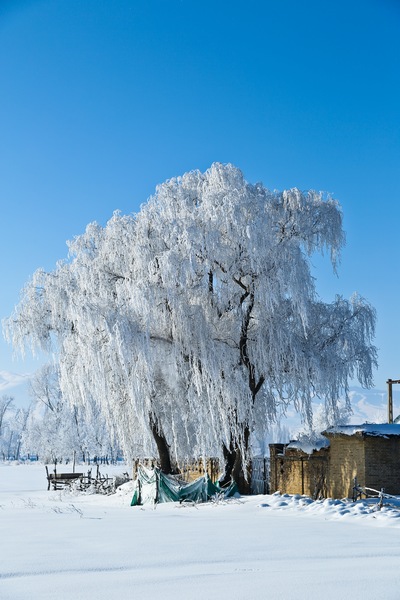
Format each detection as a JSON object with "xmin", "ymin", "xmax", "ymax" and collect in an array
[
  {"xmin": 0, "ymin": 395, "xmax": 14, "ymax": 437},
  {"xmin": 22, "ymin": 364, "xmax": 117, "ymax": 463},
  {"xmin": 21, "ymin": 364, "xmax": 79, "ymax": 463},
  {"xmin": 14, "ymin": 407, "xmax": 31, "ymax": 459},
  {"xmin": 0, "ymin": 396, "xmax": 30, "ymax": 460},
  {"xmin": 130, "ymin": 164, "xmax": 377, "ymax": 489},
  {"xmin": 0, "ymin": 395, "xmax": 15, "ymax": 459},
  {"xmin": 4, "ymin": 163, "xmax": 377, "ymax": 492}
]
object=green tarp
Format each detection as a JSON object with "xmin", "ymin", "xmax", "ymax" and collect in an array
[{"xmin": 131, "ymin": 465, "xmax": 238, "ymax": 506}]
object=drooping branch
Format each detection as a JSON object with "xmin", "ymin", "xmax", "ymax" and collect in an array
[{"xmin": 4, "ymin": 163, "xmax": 375, "ymax": 489}]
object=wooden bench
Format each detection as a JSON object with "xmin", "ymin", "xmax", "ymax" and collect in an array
[{"xmin": 46, "ymin": 466, "xmax": 84, "ymax": 490}]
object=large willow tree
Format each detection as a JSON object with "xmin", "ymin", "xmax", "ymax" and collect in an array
[{"xmin": 4, "ymin": 163, "xmax": 377, "ymax": 492}]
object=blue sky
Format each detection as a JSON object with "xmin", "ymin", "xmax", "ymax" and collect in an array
[{"xmin": 1, "ymin": 0, "xmax": 399, "ymax": 407}]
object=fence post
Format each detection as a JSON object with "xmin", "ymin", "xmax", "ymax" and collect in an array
[
  {"xmin": 378, "ymin": 488, "xmax": 384, "ymax": 510},
  {"xmin": 352, "ymin": 477, "xmax": 358, "ymax": 502}
]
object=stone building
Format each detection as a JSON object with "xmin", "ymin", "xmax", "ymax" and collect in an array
[{"xmin": 270, "ymin": 424, "xmax": 400, "ymax": 499}]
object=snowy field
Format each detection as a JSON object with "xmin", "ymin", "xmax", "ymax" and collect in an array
[{"xmin": 2, "ymin": 464, "xmax": 400, "ymax": 599}]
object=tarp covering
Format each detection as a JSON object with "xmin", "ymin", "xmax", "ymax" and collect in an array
[{"xmin": 131, "ymin": 465, "xmax": 238, "ymax": 506}]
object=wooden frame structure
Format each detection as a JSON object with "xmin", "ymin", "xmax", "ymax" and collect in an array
[{"xmin": 387, "ymin": 378, "xmax": 400, "ymax": 423}]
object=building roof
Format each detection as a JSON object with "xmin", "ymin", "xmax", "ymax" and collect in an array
[
  {"xmin": 286, "ymin": 437, "xmax": 330, "ymax": 453},
  {"xmin": 323, "ymin": 424, "xmax": 400, "ymax": 438}
]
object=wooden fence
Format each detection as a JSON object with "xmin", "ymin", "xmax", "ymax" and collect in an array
[{"xmin": 251, "ymin": 456, "xmax": 270, "ymax": 494}]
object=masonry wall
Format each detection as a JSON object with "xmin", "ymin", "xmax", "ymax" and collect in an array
[
  {"xmin": 269, "ymin": 444, "xmax": 329, "ymax": 498},
  {"xmin": 271, "ymin": 433, "xmax": 400, "ymax": 500},
  {"xmin": 132, "ymin": 457, "xmax": 221, "ymax": 482},
  {"xmin": 325, "ymin": 434, "xmax": 365, "ymax": 499},
  {"xmin": 364, "ymin": 437, "xmax": 400, "ymax": 495}
]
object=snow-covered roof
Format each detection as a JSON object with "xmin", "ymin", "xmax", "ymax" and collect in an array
[
  {"xmin": 286, "ymin": 437, "xmax": 330, "ymax": 454},
  {"xmin": 323, "ymin": 424, "xmax": 400, "ymax": 438}
]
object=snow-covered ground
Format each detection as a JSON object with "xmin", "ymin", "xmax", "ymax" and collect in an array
[{"xmin": 2, "ymin": 463, "xmax": 400, "ymax": 600}]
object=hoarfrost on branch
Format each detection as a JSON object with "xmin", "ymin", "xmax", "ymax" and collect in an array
[{"xmin": 3, "ymin": 163, "xmax": 377, "ymax": 489}]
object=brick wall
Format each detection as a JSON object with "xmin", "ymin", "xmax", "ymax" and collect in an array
[
  {"xmin": 269, "ymin": 444, "xmax": 329, "ymax": 498},
  {"xmin": 132, "ymin": 457, "xmax": 221, "ymax": 482},
  {"xmin": 271, "ymin": 434, "xmax": 400, "ymax": 499},
  {"xmin": 364, "ymin": 437, "xmax": 400, "ymax": 495},
  {"xmin": 324, "ymin": 434, "xmax": 365, "ymax": 499}
]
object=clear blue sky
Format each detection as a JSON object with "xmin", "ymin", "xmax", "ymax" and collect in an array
[{"xmin": 1, "ymin": 0, "xmax": 399, "ymax": 401}]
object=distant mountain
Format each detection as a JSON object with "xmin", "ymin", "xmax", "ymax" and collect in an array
[
  {"xmin": 348, "ymin": 387, "xmax": 391, "ymax": 424},
  {"xmin": 267, "ymin": 386, "xmax": 396, "ymax": 446}
]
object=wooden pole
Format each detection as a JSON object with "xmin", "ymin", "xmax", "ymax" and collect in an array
[
  {"xmin": 388, "ymin": 379, "xmax": 393, "ymax": 424},
  {"xmin": 386, "ymin": 379, "xmax": 400, "ymax": 423}
]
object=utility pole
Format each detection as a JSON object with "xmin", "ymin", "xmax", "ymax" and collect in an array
[{"xmin": 386, "ymin": 379, "xmax": 400, "ymax": 424}]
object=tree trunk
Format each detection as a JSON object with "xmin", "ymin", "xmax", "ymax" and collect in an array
[
  {"xmin": 219, "ymin": 440, "xmax": 237, "ymax": 487},
  {"xmin": 149, "ymin": 413, "xmax": 173, "ymax": 474},
  {"xmin": 219, "ymin": 426, "xmax": 251, "ymax": 495}
]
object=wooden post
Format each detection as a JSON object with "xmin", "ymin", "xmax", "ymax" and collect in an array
[
  {"xmin": 388, "ymin": 379, "xmax": 393, "ymax": 424},
  {"xmin": 263, "ymin": 457, "xmax": 268, "ymax": 494},
  {"xmin": 386, "ymin": 378, "xmax": 400, "ymax": 423}
]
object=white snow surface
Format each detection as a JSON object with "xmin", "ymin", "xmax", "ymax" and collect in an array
[
  {"xmin": 286, "ymin": 437, "xmax": 330, "ymax": 453},
  {"xmin": 2, "ymin": 463, "xmax": 400, "ymax": 599},
  {"xmin": 325, "ymin": 423, "xmax": 400, "ymax": 437}
]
